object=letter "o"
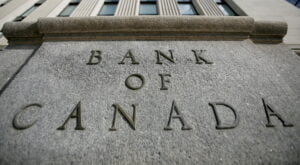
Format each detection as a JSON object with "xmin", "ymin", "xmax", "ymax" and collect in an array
[
  {"xmin": 125, "ymin": 74, "xmax": 145, "ymax": 90},
  {"xmin": 12, "ymin": 103, "xmax": 42, "ymax": 130}
]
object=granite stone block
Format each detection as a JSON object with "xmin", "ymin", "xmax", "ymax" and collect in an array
[
  {"xmin": 0, "ymin": 45, "xmax": 37, "ymax": 95},
  {"xmin": 0, "ymin": 41, "xmax": 299, "ymax": 164}
]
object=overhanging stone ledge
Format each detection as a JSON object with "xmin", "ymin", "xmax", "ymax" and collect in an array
[
  {"xmin": 1, "ymin": 16, "xmax": 287, "ymax": 44},
  {"xmin": 1, "ymin": 22, "xmax": 41, "ymax": 45},
  {"xmin": 251, "ymin": 21, "xmax": 288, "ymax": 44},
  {"xmin": 37, "ymin": 16, "xmax": 254, "ymax": 33}
]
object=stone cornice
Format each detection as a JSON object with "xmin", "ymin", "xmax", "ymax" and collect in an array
[
  {"xmin": 1, "ymin": 16, "xmax": 287, "ymax": 45},
  {"xmin": 251, "ymin": 20, "xmax": 288, "ymax": 44}
]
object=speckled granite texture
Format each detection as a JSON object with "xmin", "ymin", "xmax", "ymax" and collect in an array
[{"xmin": 0, "ymin": 40, "xmax": 299, "ymax": 164}]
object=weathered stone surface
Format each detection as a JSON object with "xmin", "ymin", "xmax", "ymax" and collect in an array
[
  {"xmin": 251, "ymin": 21, "xmax": 288, "ymax": 44},
  {"xmin": 0, "ymin": 45, "xmax": 37, "ymax": 95},
  {"xmin": 37, "ymin": 16, "xmax": 254, "ymax": 33},
  {"xmin": 2, "ymin": 22, "xmax": 39, "ymax": 37},
  {"xmin": 2, "ymin": 22, "xmax": 41, "ymax": 45},
  {"xmin": 0, "ymin": 40, "xmax": 299, "ymax": 164},
  {"xmin": 1, "ymin": 16, "xmax": 288, "ymax": 44}
]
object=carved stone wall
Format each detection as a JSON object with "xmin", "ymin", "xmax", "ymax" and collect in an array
[{"xmin": 0, "ymin": 16, "xmax": 299, "ymax": 164}]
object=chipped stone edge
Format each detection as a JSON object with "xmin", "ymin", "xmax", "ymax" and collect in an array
[{"xmin": 1, "ymin": 16, "xmax": 287, "ymax": 45}]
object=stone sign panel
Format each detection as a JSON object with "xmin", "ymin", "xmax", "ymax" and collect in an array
[{"xmin": 0, "ymin": 40, "xmax": 299, "ymax": 164}]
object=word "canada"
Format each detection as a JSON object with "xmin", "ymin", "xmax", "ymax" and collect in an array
[{"xmin": 12, "ymin": 99, "xmax": 293, "ymax": 131}]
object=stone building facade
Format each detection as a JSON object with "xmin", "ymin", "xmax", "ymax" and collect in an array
[
  {"xmin": 0, "ymin": 0, "xmax": 300, "ymax": 51},
  {"xmin": 0, "ymin": 0, "xmax": 299, "ymax": 164}
]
